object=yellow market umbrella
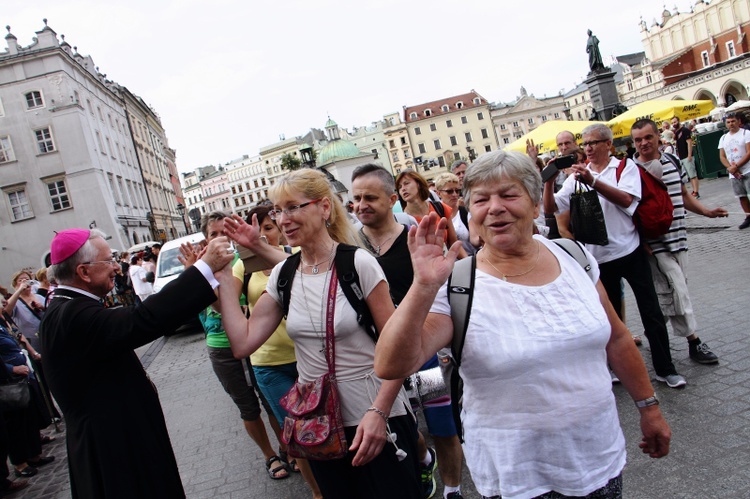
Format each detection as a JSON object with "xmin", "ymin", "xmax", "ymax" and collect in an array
[
  {"xmin": 607, "ymin": 100, "xmax": 714, "ymax": 139},
  {"xmin": 505, "ymin": 120, "xmax": 600, "ymax": 155}
]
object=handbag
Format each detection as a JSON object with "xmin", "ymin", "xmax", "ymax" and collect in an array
[
  {"xmin": 0, "ymin": 377, "xmax": 31, "ymax": 412},
  {"xmin": 569, "ymin": 180, "xmax": 609, "ymax": 246},
  {"xmin": 279, "ymin": 267, "xmax": 348, "ymax": 461}
]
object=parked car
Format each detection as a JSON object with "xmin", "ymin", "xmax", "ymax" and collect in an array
[{"xmin": 154, "ymin": 233, "xmax": 206, "ymax": 335}]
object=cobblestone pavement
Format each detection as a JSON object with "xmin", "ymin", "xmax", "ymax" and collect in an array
[{"xmin": 12, "ymin": 177, "xmax": 749, "ymax": 498}]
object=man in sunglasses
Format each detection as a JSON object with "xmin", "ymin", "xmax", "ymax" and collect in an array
[{"xmin": 544, "ymin": 123, "xmax": 687, "ymax": 389}]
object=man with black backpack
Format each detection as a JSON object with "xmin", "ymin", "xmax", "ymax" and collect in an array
[
  {"xmin": 631, "ymin": 119, "xmax": 727, "ymax": 365},
  {"xmin": 543, "ymin": 123, "xmax": 687, "ymax": 388},
  {"xmin": 352, "ymin": 164, "xmax": 465, "ymax": 499}
]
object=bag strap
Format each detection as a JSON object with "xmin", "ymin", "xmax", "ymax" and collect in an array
[
  {"xmin": 334, "ymin": 244, "xmax": 378, "ymax": 343},
  {"xmin": 458, "ymin": 206, "xmax": 469, "ymax": 230},
  {"xmin": 324, "ymin": 267, "xmax": 338, "ymax": 374},
  {"xmin": 615, "ymin": 157, "xmax": 628, "ymax": 183},
  {"xmin": 277, "ymin": 252, "xmax": 302, "ymax": 319},
  {"xmin": 551, "ymin": 239, "xmax": 594, "ymax": 282},
  {"xmin": 429, "ymin": 199, "xmax": 446, "ymax": 218}
]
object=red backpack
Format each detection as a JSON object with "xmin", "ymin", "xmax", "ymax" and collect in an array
[{"xmin": 615, "ymin": 158, "xmax": 673, "ymax": 239}]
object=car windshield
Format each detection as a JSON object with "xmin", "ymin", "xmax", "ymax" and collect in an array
[{"xmin": 157, "ymin": 248, "xmax": 185, "ymax": 278}]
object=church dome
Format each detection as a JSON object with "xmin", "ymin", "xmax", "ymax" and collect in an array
[{"xmin": 318, "ymin": 140, "xmax": 361, "ymax": 164}]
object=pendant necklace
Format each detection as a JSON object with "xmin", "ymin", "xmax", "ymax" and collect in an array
[
  {"xmin": 299, "ymin": 256, "xmax": 334, "ymax": 352},
  {"xmin": 481, "ymin": 241, "xmax": 541, "ymax": 281},
  {"xmin": 300, "ymin": 243, "xmax": 336, "ymax": 274},
  {"xmin": 364, "ymin": 226, "xmax": 399, "ymax": 256}
]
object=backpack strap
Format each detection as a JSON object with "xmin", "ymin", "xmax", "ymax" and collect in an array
[
  {"xmin": 429, "ymin": 199, "xmax": 446, "ymax": 218},
  {"xmin": 458, "ymin": 205, "xmax": 469, "ymax": 230},
  {"xmin": 334, "ymin": 244, "xmax": 379, "ymax": 343},
  {"xmin": 446, "ymin": 255, "xmax": 476, "ymax": 443},
  {"xmin": 277, "ymin": 252, "xmax": 302, "ymax": 319},
  {"xmin": 551, "ymin": 238, "xmax": 594, "ymax": 282}
]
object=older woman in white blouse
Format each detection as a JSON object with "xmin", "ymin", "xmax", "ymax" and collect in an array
[{"xmin": 376, "ymin": 150, "xmax": 671, "ymax": 499}]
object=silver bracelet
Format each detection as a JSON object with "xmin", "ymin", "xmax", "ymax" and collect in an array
[
  {"xmin": 366, "ymin": 406, "xmax": 388, "ymax": 424},
  {"xmin": 591, "ymin": 176, "xmax": 598, "ymax": 188}
]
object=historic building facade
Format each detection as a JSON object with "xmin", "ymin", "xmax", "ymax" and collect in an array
[{"xmin": 491, "ymin": 87, "xmax": 567, "ymax": 146}]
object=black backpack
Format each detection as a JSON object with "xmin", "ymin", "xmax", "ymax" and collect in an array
[
  {"xmin": 277, "ymin": 244, "xmax": 378, "ymax": 343},
  {"xmin": 445, "ymin": 238, "xmax": 593, "ymax": 442}
]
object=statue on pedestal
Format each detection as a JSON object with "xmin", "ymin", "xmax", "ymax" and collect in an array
[{"xmin": 586, "ymin": 30, "xmax": 605, "ymax": 73}]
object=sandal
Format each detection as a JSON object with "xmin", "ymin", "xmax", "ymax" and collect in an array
[
  {"xmin": 265, "ymin": 456, "xmax": 290, "ymax": 480},
  {"xmin": 279, "ymin": 448, "xmax": 300, "ymax": 472}
]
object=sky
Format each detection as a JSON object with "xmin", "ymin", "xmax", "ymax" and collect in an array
[{"xmin": 2, "ymin": 0, "xmax": 690, "ymax": 173}]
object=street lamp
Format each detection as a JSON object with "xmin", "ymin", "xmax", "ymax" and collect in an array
[{"xmin": 175, "ymin": 203, "xmax": 189, "ymax": 234}]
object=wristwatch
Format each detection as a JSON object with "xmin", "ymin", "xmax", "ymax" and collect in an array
[{"xmin": 634, "ymin": 395, "xmax": 659, "ymax": 408}]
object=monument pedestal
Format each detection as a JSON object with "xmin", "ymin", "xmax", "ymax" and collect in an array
[{"xmin": 585, "ymin": 70, "xmax": 619, "ymax": 121}]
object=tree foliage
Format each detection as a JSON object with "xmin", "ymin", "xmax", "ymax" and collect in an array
[{"xmin": 281, "ymin": 153, "xmax": 302, "ymax": 171}]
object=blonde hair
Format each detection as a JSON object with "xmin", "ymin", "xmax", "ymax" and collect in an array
[
  {"xmin": 434, "ymin": 172, "xmax": 460, "ymax": 191},
  {"xmin": 269, "ymin": 169, "xmax": 359, "ymax": 247},
  {"xmin": 11, "ymin": 270, "xmax": 34, "ymax": 288}
]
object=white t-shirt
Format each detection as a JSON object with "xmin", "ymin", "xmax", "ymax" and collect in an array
[
  {"xmin": 430, "ymin": 236, "xmax": 625, "ymax": 499},
  {"xmin": 554, "ymin": 156, "xmax": 641, "ymax": 264},
  {"xmin": 129, "ymin": 264, "xmax": 153, "ymax": 299},
  {"xmin": 266, "ymin": 248, "xmax": 409, "ymax": 426},
  {"xmin": 718, "ymin": 128, "xmax": 750, "ymax": 176}
]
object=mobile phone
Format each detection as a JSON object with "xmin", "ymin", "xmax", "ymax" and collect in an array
[{"xmin": 553, "ymin": 154, "xmax": 576, "ymax": 169}]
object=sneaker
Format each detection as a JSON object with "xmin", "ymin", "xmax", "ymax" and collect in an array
[
  {"xmin": 690, "ymin": 342, "xmax": 719, "ymax": 364},
  {"xmin": 610, "ymin": 371, "xmax": 620, "ymax": 384},
  {"xmin": 655, "ymin": 373, "xmax": 687, "ymax": 388},
  {"xmin": 446, "ymin": 492, "xmax": 464, "ymax": 499},
  {"xmin": 420, "ymin": 447, "xmax": 437, "ymax": 499},
  {"xmin": 740, "ymin": 217, "xmax": 750, "ymax": 230}
]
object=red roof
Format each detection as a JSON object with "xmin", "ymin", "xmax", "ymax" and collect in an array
[{"xmin": 403, "ymin": 91, "xmax": 488, "ymax": 123}]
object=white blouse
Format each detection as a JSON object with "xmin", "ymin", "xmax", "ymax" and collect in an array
[{"xmin": 430, "ymin": 236, "xmax": 625, "ymax": 499}]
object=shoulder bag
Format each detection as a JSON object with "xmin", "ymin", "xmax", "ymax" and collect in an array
[
  {"xmin": 279, "ymin": 267, "xmax": 348, "ymax": 461},
  {"xmin": 569, "ymin": 179, "xmax": 609, "ymax": 245},
  {"xmin": 0, "ymin": 376, "xmax": 31, "ymax": 412}
]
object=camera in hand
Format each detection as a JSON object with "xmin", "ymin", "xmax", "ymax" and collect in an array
[{"xmin": 552, "ymin": 154, "xmax": 576, "ymax": 170}]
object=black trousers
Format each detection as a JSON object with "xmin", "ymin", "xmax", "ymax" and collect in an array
[
  {"xmin": 598, "ymin": 246, "xmax": 677, "ymax": 377},
  {"xmin": 309, "ymin": 413, "xmax": 422, "ymax": 499}
]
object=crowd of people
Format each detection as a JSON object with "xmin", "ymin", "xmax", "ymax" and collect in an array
[{"xmin": 2, "ymin": 111, "xmax": 744, "ymax": 499}]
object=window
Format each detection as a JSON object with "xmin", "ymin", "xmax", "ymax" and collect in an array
[
  {"xmin": 415, "ymin": 127, "xmax": 422, "ymax": 135},
  {"xmin": 418, "ymin": 143, "xmax": 426, "ymax": 154},
  {"xmin": 465, "ymin": 132, "xmax": 472, "ymax": 142},
  {"xmin": 484, "ymin": 145, "xmax": 492, "ymax": 152},
  {"xmin": 477, "ymin": 112, "xmax": 484, "ymax": 120},
  {"xmin": 25, "ymin": 91, "xmax": 44, "ymax": 109},
  {"xmin": 454, "ymin": 152, "xmax": 461, "ymax": 161},
  {"xmin": 392, "ymin": 151, "xmax": 399, "ymax": 162},
  {"xmin": 512, "ymin": 121, "xmax": 519, "ymax": 127},
  {"xmin": 500, "ymin": 124, "xmax": 507, "ymax": 130},
  {"xmin": 430, "ymin": 123, "xmax": 437, "ymax": 132},
  {"xmin": 34, "ymin": 128, "xmax": 56, "ymax": 154},
  {"xmin": 389, "ymin": 140, "xmax": 395, "ymax": 148},
  {"xmin": 645, "ymin": 72, "xmax": 652, "ymax": 85},
  {"xmin": 400, "ymin": 136, "xmax": 406, "ymax": 145},
  {"xmin": 446, "ymin": 120, "xmax": 453, "ymax": 128},
  {"xmin": 424, "ymin": 109, "xmax": 432, "ymax": 117},
  {"xmin": 409, "ymin": 112, "xmax": 417, "ymax": 120},
  {"xmin": 481, "ymin": 128, "xmax": 489, "ymax": 139},
  {"xmin": 542, "ymin": 116, "xmax": 548, "ymax": 122},
  {"xmin": 0, "ymin": 97, "xmax": 4, "ymax": 117},
  {"xmin": 47, "ymin": 178, "xmax": 71, "ymax": 211},
  {"xmin": 528, "ymin": 118, "xmax": 534, "ymax": 124},
  {"xmin": 450, "ymin": 135, "xmax": 458, "ymax": 146},
  {"xmin": 727, "ymin": 41, "xmax": 736, "ymax": 58},
  {"xmin": 438, "ymin": 157, "xmax": 445, "ymax": 167},
  {"xmin": 554, "ymin": 112, "xmax": 560, "ymax": 119},
  {"xmin": 97, "ymin": 107, "xmax": 104, "ymax": 121},
  {"xmin": 433, "ymin": 139, "xmax": 442, "ymax": 150},
  {"xmin": 403, "ymin": 149, "xmax": 411, "ymax": 159},
  {"xmin": 461, "ymin": 116, "xmax": 468, "ymax": 124},
  {"xmin": 701, "ymin": 50, "xmax": 710, "ymax": 67},
  {"xmin": 6, "ymin": 188, "xmax": 33, "ymax": 221},
  {"xmin": 627, "ymin": 79, "xmax": 633, "ymax": 92},
  {"xmin": 456, "ymin": 102, "xmax": 464, "ymax": 109},
  {"xmin": 473, "ymin": 97, "xmax": 481, "ymax": 105},
  {"xmin": 441, "ymin": 105, "xmax": 449, "ymax": 112},
  {"xmin": 503, "ymin": 137, "xmax": 510, "ymax": 144},
  {"xmin": 0, "ymin": 136, "xmax": 15, "ymax": 163}
]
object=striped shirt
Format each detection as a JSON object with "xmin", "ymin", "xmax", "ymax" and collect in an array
[{"xmin": 636, "ymin": 152, "xmax": 688, "ymax": 254}]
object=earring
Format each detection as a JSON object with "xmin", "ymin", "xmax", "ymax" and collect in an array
[{"xmin": 325, "ymin": 219, "xmax": 331, "ymax": 228}]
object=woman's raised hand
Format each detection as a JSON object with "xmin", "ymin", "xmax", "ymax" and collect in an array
[
  {"xmin": 177, "ymin": 241, "xmax": 201, "ymax": 269},
  {"xmin": 408, "ymin": 212, "xmax": 461, "ymax": 287},
  {"xmin": 223, "ymin": 214, "xmax": 261, "ymax": 249}
]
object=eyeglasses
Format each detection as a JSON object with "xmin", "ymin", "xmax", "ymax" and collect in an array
[
  {"xmin": 439, "ymin": 189, "xmax": 461, "ymax": 195},
  {"xmin": 268, "ymin": 199, "xmax": 322, "ymax": 221},
  {"xmin": 581, "ymin": 139, "xmax": 608, "ymax": 148},
  {"xmin": 81, "ymin": 258, "xmax": 119, "ymax": 267}
]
